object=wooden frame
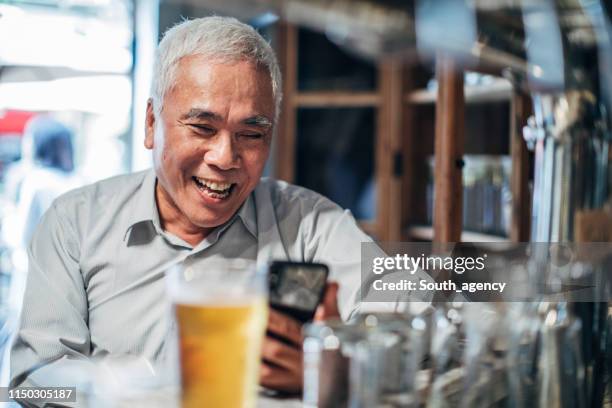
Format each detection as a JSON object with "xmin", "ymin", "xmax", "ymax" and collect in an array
[
  {"xmin": 275, "ymin": 22, "xmax": 532, "ymax": 243},
  {"xmin": 294, "ymin": 92, "xmax": 380, "ymax": 107},
  {"xmin": 402, "ymin": 58, "xmax": 532, "ymax": 243},
  {"xmin": 378, "ymin": 59, "xmax": 406, "ymax": 241},
  {"xmin": 510, "ymin": 92, "xmax": 532, "ymax": 242},
  {"xmin": 274, "ymin": 22, "xmax": 403, "ymax": 241},
  {"xmin": 276, "ymin": 22, "xmax": 298, "ymax": 183},
  {"xmin": 432, "ymin": 56, "xmax": 465, "ymax": 243}
]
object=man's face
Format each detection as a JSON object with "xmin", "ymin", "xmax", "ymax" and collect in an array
[{"xmin": 145, "ymin": 55, "xmax": 275, "ymax": 236}]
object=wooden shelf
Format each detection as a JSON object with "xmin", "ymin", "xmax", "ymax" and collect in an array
[
  {"xmin": 405, "ymin": 79, "xmax": 513, "ymax": 105},
  {"xmin": 406, "ymin": 225, "xmax": 511, "ymax": 243},
  {"xmin": 275, "ymin": 24, "xmax": 532, "ymax": 242},
  {"xmin": 275, "ymin": 22, "xmax": 403, "ymax": 241},
  {"xmin": 292, "ymin": 91, "xmax": 381, "ymax": 108}
]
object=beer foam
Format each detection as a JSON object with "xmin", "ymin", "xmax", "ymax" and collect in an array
[{"xmin": 170, "ymin": 288, "xmax": 264, "ymax": 306}]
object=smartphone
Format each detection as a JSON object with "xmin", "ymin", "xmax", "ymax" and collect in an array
[{"xmin": 267, "ymin": 261, "xmax": 329, "ymax": 323}]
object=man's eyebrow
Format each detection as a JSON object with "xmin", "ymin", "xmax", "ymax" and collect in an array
[
  {"xmin": 181, "ymin": 109, "xmax": 223, "ymax": 122},
  {"xmin": 181, "ymin": 110, "xmax": 272, "ymax": 129},
  {"xmin": 243, "ymin": 115, "xmax": 272, "ymax": 128}
]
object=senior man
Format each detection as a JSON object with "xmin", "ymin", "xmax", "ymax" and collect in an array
[
  {"xmin": 11, "ymin": 17, "xmax": 430, "ymax": 398},
  {"xmin": 10, "ymin": 16, "xmax": 406, "ymax": 396}
]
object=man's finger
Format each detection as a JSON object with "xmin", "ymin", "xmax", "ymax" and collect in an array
[
  {"xmin": 314, "ymin": 281, "xmax": 341, "ymax": 321},
  {"xmin": 261, "ymin": 335, "xmax": 302, "ymax": 371},
  {"xmin": 267, "ymin": 308, "xmax": 303, "ymax": 346},
  {"xmin": 260, "ymin": 335, "xmax": 303, "ymax": 393},
  {"xmin": 260, "ymin": 362, "xmax": 302, "ymax": 393}
]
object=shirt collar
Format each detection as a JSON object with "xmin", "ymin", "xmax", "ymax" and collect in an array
[
  {"xmin": 124, "ymin": 169, "xmax": 162, "ymax": 237},
  {"xmin": 124, "ymin": 169, "xmax": 258, "ymax": 244},
  {"xmin": 236, "ymin": 192, "xmax": 257, "ymax": 238},
  {"xmin": 202, "ymin": 191, "xmax": 257, "ymax": 241}
]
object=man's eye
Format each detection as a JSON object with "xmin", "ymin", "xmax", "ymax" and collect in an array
[
  {"xmin": 239, "ymin": 132, "xmax": 263, "ymax": 139},
  {"xmin": 190, "ymin": 124, "xmax": 216, "ymax": 135}
]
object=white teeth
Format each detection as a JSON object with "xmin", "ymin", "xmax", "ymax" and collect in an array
[
  {"xmin": 195, "ymin": 177, "xmax": 232, "ymax": 192},
  {"xmin": 205, "ymin": 189, "xmax": 229, "ymax": 199}
]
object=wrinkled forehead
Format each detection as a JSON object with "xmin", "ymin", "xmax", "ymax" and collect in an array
[{"xmin": 163, "ymin": 56, "xmax": 276, "ymax": 122}]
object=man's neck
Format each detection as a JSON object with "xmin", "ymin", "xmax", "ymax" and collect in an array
[
  {"xmin": 163, "ymin": 222, "xmax": 213, "ymax": 247},
  {"xmin": 154, "ymin": 184, "xmax": 214, "ymax": 247}
]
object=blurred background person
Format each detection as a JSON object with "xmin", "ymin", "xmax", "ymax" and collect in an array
[{"xmin": 3, "ymin": 116, "xmax": 80, "ymax": 250}]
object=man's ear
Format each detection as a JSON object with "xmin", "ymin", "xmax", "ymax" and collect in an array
[{"xmin": 144, "ymin": 98, "xmax": 155, "ymax": 150}]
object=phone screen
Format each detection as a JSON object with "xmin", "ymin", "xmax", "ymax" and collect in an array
[{"xmin": 268, "ymin": 261, "xmax": 329, "ymax": 323}]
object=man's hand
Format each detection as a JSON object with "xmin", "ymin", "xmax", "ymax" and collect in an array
[{"xmin": 260, "ymin": 282, "xmax": 341, "ymax": 393}]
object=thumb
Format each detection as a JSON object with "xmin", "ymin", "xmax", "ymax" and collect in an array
[{"xmin": 314, "ymin": 282, "xmax": 341, "ymax": 321}]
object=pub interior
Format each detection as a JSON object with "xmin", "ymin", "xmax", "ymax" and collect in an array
[{"xmin": 0, "ymin": 0, "xmax": 610, "ymax": 407}]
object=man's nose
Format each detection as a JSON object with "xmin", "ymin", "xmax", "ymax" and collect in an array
[{"xmin": 205, "ymin": 132, "xmax": 239, "ymax": 170}]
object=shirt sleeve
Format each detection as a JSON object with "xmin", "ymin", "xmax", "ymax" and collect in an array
[
  {"xmin": 10, "ymin": 201, "xmax": 91, "ymax": 389},
  {"xmin": 303, "ymin": 198, "xmax": 433, "ymax": 321},
  {"xmin": 301, "ymin": 198, "xmax": 373, "ymax": 321}
]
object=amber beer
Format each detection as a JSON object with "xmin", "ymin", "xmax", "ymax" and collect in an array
[
  {"xmin": 168, "ymin": 260, "xmax": 268, "ymax": 408},
  {"xmin": 176, "ymin": 298, "xmax": 267, "ymax": 408}
]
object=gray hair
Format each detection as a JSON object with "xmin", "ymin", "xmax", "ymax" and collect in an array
[{"xmin": 151, "ymin": 16, "xmax": 282, "ymax": 122}]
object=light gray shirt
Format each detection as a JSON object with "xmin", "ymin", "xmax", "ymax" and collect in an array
[{"xmin": 10, "ymin": 169, "xmax": 373, "ymax": 389}]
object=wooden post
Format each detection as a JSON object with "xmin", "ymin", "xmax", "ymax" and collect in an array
[
  {"xmin": 510, "ymin": 92, "xmax": 532, "ymax": 242},
  {"xmin": 433, "ymin": 56, "xmax": 465, "ymax": 243},
  {"xmin": 275, "ymin": 22, "xmax": 297, "ymax": 183},
  {"xmin": 400, "ymin": 66, "xmax": 417, "ymax": 241},
  {"xmin": 378, "ymin": 58, "xmax": 405, "ymax": 241}
]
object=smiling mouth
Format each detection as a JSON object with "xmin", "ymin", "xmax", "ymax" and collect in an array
[{"xmin": 192, "ymin": 176, "xmax": 235, "ymax": 199}]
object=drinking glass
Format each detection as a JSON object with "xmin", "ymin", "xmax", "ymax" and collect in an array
[{"xmin": 166, "ymin": 259, "xmax": 267, "ymax": 408}]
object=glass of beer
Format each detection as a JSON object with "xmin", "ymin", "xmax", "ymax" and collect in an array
[{"xmin": 167, "ymin": 259, "xmax": 268, "ymax": 408}]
